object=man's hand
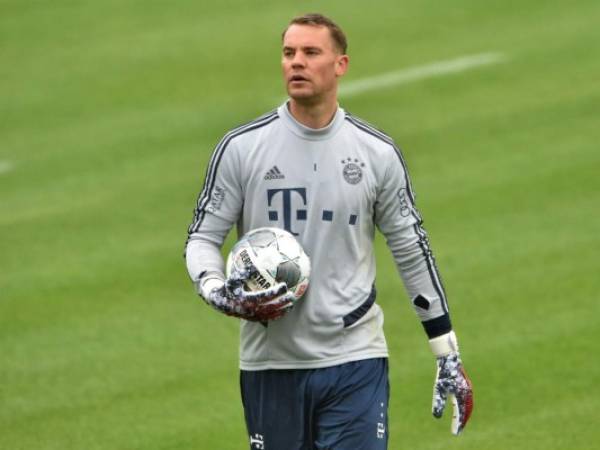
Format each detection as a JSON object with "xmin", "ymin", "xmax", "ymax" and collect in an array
[
  {"xmin": 197, "ymin": 267, "xmax": 294, "ymax": 322},
  {"xmin": 432, "ymin": 352, "xmax": 473, "ymax": 435}
]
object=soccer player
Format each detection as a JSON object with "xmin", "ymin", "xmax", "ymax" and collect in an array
[{"xmin": 185, "ymin": 13, "xmax": 473, "ymax": 449}]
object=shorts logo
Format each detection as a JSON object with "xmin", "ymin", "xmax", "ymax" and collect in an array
[
  {"xmin": 250, "ymin": 433, "xmax": 264, "ymax": 449},
  {"xmin": 341, "ymin": 158, "xmax": 365, "ymax": 185},
  {"xmin": 377, "ymin": 422, "xmax": 386, "ymax": 439},
  {"xmin": 377, "ymin": 401, "xmax": 386, "ymax": 439}
]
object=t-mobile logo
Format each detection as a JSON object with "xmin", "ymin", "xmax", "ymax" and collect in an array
[
  {"xmin": 267, "ymin": 187, "xmax": 307, "ymax": 236},
  {"xmin": 250, "ymin": 433, "xmax": 264, "ymax": 449}
]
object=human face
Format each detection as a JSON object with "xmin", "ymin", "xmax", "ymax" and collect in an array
[{"xmin": 282, "ymin": 24, "xmax": 348, "ymax": 104}]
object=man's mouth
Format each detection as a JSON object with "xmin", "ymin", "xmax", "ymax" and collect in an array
[{"xmin": 290, "ymin": 75, "xmax": 308, "ymax": 82}]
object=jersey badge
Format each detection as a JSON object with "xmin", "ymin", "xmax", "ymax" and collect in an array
[{"xmin": 341, "ymin": 158, "xmax": 365, "ymax": 185}]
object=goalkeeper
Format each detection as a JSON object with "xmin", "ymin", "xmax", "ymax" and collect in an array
[{"xmin": 185, "ymin": 13, "xmax": 473, "ymax": 449}]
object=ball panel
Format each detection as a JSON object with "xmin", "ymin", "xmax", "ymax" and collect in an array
[
  {"xmin": 246, "ymin": 228, "xmax": 278, "ymax": 249},
  {"xmin": 275, "ymin": 260, "xmax": 301, "ymax": 287},
  {"xmin": 225, "ymin": 227, "xmax": 311, "ymax": 308}
]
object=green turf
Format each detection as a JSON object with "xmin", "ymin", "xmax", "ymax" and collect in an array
[{"xmin": 2, "ymin": 1, "xmax": 600, "ymax": 448}]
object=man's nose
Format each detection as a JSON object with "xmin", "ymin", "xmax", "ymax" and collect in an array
[{"xmin": 291, "ymin": 53, "xmax": 306, "ymax": 67}]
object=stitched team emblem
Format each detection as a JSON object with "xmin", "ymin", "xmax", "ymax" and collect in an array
[{"xmin": 341, "ymin": 158, "xmax": 365, "ymax": 184}]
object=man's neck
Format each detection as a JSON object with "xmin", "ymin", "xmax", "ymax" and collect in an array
[{"xmin": 288, "ymin": 96, "xmax": 339, "ymax": 129}]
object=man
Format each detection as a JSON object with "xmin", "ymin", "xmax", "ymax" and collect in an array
[{"xmin": 185, "ymin": 13, "xmax": 473, "ymax": 450}]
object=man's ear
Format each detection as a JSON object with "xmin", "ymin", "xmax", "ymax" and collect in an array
[{"xmin": 336, "ymin": 54, "xmax": 349, "ymax": 77}]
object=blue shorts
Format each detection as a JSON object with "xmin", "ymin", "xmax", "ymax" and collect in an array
[{"xmin": 240, "ymin": 358, "xmax": 389, "ymax": 450}]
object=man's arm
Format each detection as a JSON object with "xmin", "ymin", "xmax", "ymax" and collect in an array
[
  {"xmin": 374, "ymin": 142, "xmax": 473, "ymax": 435},
  {"xmin": 185, "ymin": 133, "xmax": 244, "ymax": 287},
  {"xmin": 185, "ymin": 136, "xmax": 292, "ymax": 321}
]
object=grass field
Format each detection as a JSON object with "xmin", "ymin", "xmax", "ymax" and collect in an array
[{"xmin": 2, "ymin": 1, "xmax": 600, "ymax": 449}]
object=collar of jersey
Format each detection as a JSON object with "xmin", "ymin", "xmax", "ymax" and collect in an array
[{"xmin": 278, "ymin": 101, "xmax": 345, "ymax": 141}]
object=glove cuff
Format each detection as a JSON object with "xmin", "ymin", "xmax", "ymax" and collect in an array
[
  {"xmin": 196, "ymin": 271, "xmax": 226, "ymax": 299},
  {"xmin": 429, "ymin": 330, "xmax": 459, "ymax": 357}
]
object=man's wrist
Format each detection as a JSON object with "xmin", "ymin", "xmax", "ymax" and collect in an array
[
  {"xmin": 421, "ymin": 313, "xmax": 452, "ymax": 339},
  {"xmin": 429, "ymin": 330, "xmax": 459, "ymax": 357},
  {"xmin": 195, "ymin": 271, "xmax": 226, "ymax": 299}
]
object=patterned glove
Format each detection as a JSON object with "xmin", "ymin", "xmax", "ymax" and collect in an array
[
  {"xmin": 197, "ymin": 267, "xmax": 294, "ymax": 322},
  {"xmin": 432, "ymin": 352, "xmax": 474, "ymax": 435}
]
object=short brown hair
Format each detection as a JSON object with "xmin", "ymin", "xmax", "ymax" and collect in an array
[{"xmin": 282, "ymin": 13, "xmax": 348, "ymax": 54}]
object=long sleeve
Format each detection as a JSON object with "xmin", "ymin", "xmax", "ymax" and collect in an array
[
  {"xmin": 374, "ymin": 143, "xmax": 452, "ymax": 338},
  {"xmin": 185, "ymin": 134, "xmax": 244, "ymax": 283}
]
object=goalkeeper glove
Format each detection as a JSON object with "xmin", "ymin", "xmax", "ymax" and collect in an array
[
  {"xmin": 196, "ymin": 267, "xmax": 294, "ymax": 322},
  {"xmin": 429, "ymin": 331, "xmax": 474, "ymax": 435}
]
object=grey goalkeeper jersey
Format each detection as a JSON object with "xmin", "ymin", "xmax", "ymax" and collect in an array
[{"xmin": 186, "ymin": 102, "xmax": 451, "ymax": 370}]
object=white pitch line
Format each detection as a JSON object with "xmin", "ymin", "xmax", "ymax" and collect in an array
[
  {"xmin": 339, "ymin": 52, "xmax": 507, "ymax": 98},
  {"xmin": 0, "ymin": 160, "xmax": 14, "ymax": 175}
]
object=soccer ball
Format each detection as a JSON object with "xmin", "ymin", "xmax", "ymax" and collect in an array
[{"xmin": 226, "ymin": 227, "xmax": 310, "ymax": 302}]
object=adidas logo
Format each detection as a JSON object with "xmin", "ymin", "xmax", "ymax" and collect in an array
[{"xmin": 264, "ymin": 166, "xmax": 285, "ymax": 180}]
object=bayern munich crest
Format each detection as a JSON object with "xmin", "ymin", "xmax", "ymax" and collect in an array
[{"xmin": 341, "ymin": 158, "xmax": 365, "ymax": 185}]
